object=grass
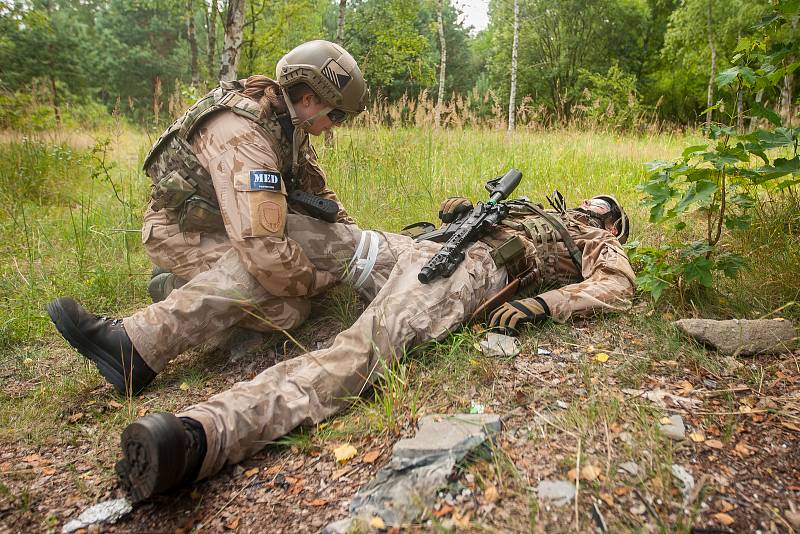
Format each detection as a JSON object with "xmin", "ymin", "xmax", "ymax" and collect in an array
[{"xmin": 0, "ymin": 123, "xmax": 797, "ymax": 531}]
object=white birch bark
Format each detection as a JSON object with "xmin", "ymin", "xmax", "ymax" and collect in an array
[
  {"xmin": 219, "ymin": 0, "xmax": 246, "ymax": 82},
  {"xmin": 434, "ymin": 0, "xmax": 447, "ymax": 129},
  {"xmin": 508, "ymin": 0, "xmax": 519, "ymax": 132},
  {"xmin": 337, "ymin": 0, "xmax": 347, "ymax": 44},
  {"xmin": 705, "ymin": 0, "xmax": 717, "ymax": 131}
]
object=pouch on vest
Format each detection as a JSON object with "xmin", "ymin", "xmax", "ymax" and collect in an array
[
  {"xmin": 151, "ymin": 170, "xmax": 197, "ymax": 211},
  {"xmin": 490, "ymin": 235, "xmax": 525, "ymax": 266},
  {"xmin": 179, "ymin": 195, "xmax": 223, "ymax": 233}
]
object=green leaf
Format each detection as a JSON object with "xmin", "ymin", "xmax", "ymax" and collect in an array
[
  {"xmin": 672, "ymin": 180, "xmax": 717, "ymax": 215},
  {"xmin": 716, "ymin": 67, "xmax": 740, "ymax": 88},
  {"xmin": 715, "ymin": 254, "xmax": 748, "ymax": 278},
  {"xmin": 752, "ymin": 156, "xmax": 800, "ymax": 183},
  {"xmin": 681, "ymin": 144, "xmax": 708, "ymax": 159},
  {"xmin": 724, "ymin": 213, "xmax": 752, "ymax": 230},
  {"xmin": 674, "ymin": 221, "xmax": 687, "ymax": 231},
  {"xmin": 683, "ymin": 256, "xmax": 714, "ymax": 287},
  {"xmin": 750, "ymin": 101, "xmax": 781, "ymax": 127}
]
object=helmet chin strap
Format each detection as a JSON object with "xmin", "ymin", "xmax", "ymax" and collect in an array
[{"xmin": 280, "ymin": 87, "xmax": 332, "ymax": 176}]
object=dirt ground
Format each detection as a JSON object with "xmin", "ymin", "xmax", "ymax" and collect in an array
[{"xmin": 1, "ymin": 309, "xmax": 798, "ymax": 533}]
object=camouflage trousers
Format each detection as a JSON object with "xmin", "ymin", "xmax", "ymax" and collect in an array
[
  {"xmin": 124, "ymin": 210, "xmax": 406, "ymax": 372},
  {"xmin": 178, "ymin": 240, "xmax": 508, "ymax": 480}
]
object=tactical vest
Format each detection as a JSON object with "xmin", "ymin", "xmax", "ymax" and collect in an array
[
  {"xmin": 142, "ymin": 80, "xmax": 293, "ymax": 233},
  {"xmin": 486, "ymin": 200, "xmax": 590, "ymax": 290}
]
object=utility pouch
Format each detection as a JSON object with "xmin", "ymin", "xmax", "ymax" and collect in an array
[
  {"xmin": 490, "ymin": 235, "xmax": 525, "ymax": 266},
  {"xmin": 179, "ymin": 195, "xmax": 223, "ymax": 233},
  {"xmin": 151, "ymin": 170, "xmax": 197, "ymax": 211},
  {"xmin": 400, "ymin": 221, "xmax": 437, "ymax": 238}
]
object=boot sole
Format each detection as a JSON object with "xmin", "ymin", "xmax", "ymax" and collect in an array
[
  {"xmin": 116, "ymin": 413, "xmax": 187, "ymax": 503},
  {"xmin": 46, "ymin": 299, "xmax": 128, "ymax": 395}
]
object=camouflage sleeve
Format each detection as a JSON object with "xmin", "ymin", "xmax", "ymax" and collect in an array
[
  {"xmin": 298, "ymin": 145, "xmax": 355, "ymax": 224},
  {"xmin": 536, "ymin": 227, "xmax": 636, "ymax": 323},
  {"xmin": 193, "ymin": 114, "xmax": 337, "ymax": 298}
]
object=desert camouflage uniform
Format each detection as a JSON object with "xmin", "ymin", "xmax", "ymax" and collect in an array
[
  {"xmin": 123, "ymin": 80, "xmax": 355, "ymax": 372},
  {"xmin": 177, "ymin": 206, "xmax": 636, "ymax": 480}
]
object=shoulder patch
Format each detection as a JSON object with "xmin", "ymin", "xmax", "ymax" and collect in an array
[{"xmin": 249, "ymin": 170, "xmax": 281, "ymax": 192}]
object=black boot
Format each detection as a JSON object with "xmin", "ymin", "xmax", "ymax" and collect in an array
[
  {"xmin": 46, "ymin": 297, "xmax": 156, "ymax": 395},
  {"xmin": 115, "ymin": 413, "xmax": 207, "ymax": 502},
  {"xmin": 148, "ymin": 266, "xmax": 187, "ymax": 303}
]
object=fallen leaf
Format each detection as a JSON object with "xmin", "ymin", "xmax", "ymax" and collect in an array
[
  {"xmin": 713, "ymin": 512, "xmax": 735, "ymax": 526},
  {"xmin": 41, "ymin": 467, "xmax": 56, "ymax": 476},
  {"xmin": 716, "ymin": 499, "xmax": 736, "ymax": 513},
  {"xmin": 567, "ymin": 468, "xmax": 578, "ymax": 481},
  {"xmin": 243, "ymin": 467, "xmax": 259, "ymax": 478},
  {"xmin": 108, "ymin": 400, "xmax": 123, "ymax": 409},
  {"xmin": 369, "ymin": 516, "xmax": 385, "ymax": 529},
  {"xmin": 266, "ymin": 465, "xmax": 281, "ymax": 476},
  {"xmin": 137, "ymin": 407, "xmax": 149, "ymax": 417},
  {"xmin": 22, "ymin": 454, "xmax": 43, "ymax": 465},
  {"xmin": 689, "ymin": 432, "xmax": 705, "ymax": 443},
  {"xmin": 362, "ymin": 450, "xmax": 381, "ymax": 464},
  {"xmin": 594, "ymin": 352, "xmax": 609, "ymax": 363},
  {"xmin": 179, "ymin": 382, "xmax": 190, "ymax": 391},
  {"xmin": 581, "ymin": 465, "xmax": 602, "ymax": 481},
  {"xmin": 225, "ymin": 516, "xmax": 240, "ymax": 530},
  {"xmin": 599, "ymin": 493, "xmax": 614, "ymax": 507},
  {"xmin": 613, "ymin": 486, "xmax": 630, "ymax": 496},
  {"xmin": 610, "ymin": 422, "xmax": 623, "ymax": 433},
  {"xmin": 333, "ymin": 444, "xmax": 358, "ymax": 464},
  {"xmin": 433, "ymin": 504, "xmax": 454, "ymax": 518},
  {"xmin": 307, "ymin": 498, "xmax": 328, "ymax": 506},
  {"xmin": 659, "ymin": 416, "xmax": 672, "ymax": 425},
  {"xmin": 781, "ymin": 421, "xmax": 800, "ymax": 432},
  {"xmin": 68, "ymin": 412, "xmax": 84, "ymax": 423},
  {"xmin": 676, "ymin": 380, "xmax": 694, "ymax": 391},
  {"xmin": 706, "ymin": 439, "xmax": 724, "ymax": 449},
  {"xmin": 452, "ymin": 510, "xmax": 472, "ymax": 528},
  {"xmin": 734, "ymin": 441, "xmax": 753, "ymax": 456},
  {"xmin": 738, "ymin": 405, "xmax": 752, "ymax": 414},
  {"xmin": 484, "ymin": 485, "xmax": 499, "ymax": 503}
]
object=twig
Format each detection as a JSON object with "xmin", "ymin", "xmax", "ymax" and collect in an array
[
  {"xmin": 531, "ymin": 407, "xmax": 578, "ymax": 439},
  {"xmin": 574, "ymin": 437, "xmax": 581, "ymax": 533}
]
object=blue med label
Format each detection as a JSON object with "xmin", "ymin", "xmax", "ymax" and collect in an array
[{"xmin": 249, "ymin": 170, "xmax": 281, "ymax": 192}]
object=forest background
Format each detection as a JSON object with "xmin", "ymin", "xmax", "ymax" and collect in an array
[{"xmin": 0, "ymin": 0, "xmax": 793, "ymax": 131}]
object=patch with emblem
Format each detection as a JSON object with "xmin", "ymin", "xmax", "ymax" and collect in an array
[
  {"xmin": 249, "ymin": 170, "xmax": 282, "ymax": 192},
  {"xmin": 257, "ymin": 200, "xmax": 284, "ymax": 234},
  {"xmin": 321, "ymin": 59, "xmax": 351, "ymax": 90}
]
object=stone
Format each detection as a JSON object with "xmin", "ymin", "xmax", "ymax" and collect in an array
[
  {"xmin": 675, "ymin": 318, "xmax": 796, "ymax": 356},
  {"xmin": 322, "ymin": 414, "xmax": 501, "ymax": 532},
  {"xmin": 660, "ymin": 415, "xmax": 685, "ymax": 441},
  {"xmin": 536, "ymin": 480, "xmax": 576, "ymax": 506},
  {"xmin": 671, "ymin": 464, "xmax": 695, "ymax": 499},
  {"xmin": 62, "ymin": 498, "xmax": 132, "ymax": 533},
  {"xmin": 479, "ymin": 333, "xmax": 520, "ymax": 357},
  {"xmin": 619, "ymin": 461, "xmax": 640, "ymax": 477}
]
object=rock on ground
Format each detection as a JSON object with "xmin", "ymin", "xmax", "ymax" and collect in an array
[
  {"xmin": 660, "ymin": 414, "xmax": 686, "ymax": 441},
  {"xmin": 675, "ymin": 318, "xmax": 796, "ymax": 356},
  {"xmin": 62, "ymin": 498, "xmax": 132, "ymax": 533},
  {"xmin": 536, "ymin": 480, "xmax": 576, "ymax": 506},
  {"xmin": 323, "ymin": 414, "xmax": 501, "ymax": 532}
]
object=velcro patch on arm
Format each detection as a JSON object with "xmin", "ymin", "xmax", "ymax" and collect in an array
[{"xmin": 249, "ymin": 170, "xmax": 282, "ymax": 192}]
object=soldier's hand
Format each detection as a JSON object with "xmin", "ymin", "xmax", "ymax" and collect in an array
[
  {"xmin": 438, "ymin": 197, "xmax": 473, "ymax": 223},
  {"xmin": 488, "ymin": 298, "xmax": 549, "ymax": 335}
]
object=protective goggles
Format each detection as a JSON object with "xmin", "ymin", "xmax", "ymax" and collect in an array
[{"xmin": 327, "ymin": 108, "xmax": 348, "ymax": 125}]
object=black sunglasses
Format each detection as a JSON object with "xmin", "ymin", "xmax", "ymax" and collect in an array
[{"xmin": 327, "ymin": 108, "xmax": 348, "ymax": 124}]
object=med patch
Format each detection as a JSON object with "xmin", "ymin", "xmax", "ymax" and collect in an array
[{"xmin": 249, "ymin": 170, "xmax": 282, "ymax": 192}]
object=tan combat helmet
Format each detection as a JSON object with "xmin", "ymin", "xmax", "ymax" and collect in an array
[
  {"xmin": 276, "ymin": 40, "xmax": 367, "ymax": 128},
  {"xmin": 592, "ymin": 195, "xmax": 630, "ymax": 244}
]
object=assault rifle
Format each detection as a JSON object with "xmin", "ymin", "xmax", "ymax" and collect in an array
[{"xmin": 417, "ymin": 168, "xmax": 522, "ymax": 284}]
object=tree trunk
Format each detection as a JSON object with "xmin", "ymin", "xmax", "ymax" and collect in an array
[
  {"xmin": 508, "ymin": 0, "xmax": 519, "ymax": 132},
  {"xmin": 49, "ymin": 74, "xmax": 61, "ymax": 126},
  {"xmin": 705, "ymin": 0, "xmax": 717, "ymax": 131},
  {"xmin": 736, "ymin": 87, "xmax": 744, "ymax": 132},
  {"xmin": 336, "ymin": 0, "xmax": 347, "ymax": 44},
  {"xmin": 749, "ymin": 89, "xmax": 764, "ymax": 132},
  {"xmin": 206, "ymin": 0, "xmax": 218, "ymax": 81},
  {"xmin": 779, "ymin": 17, "xmax": 797, "ymax": 126},
  {"xmin": 187, "ymin": 0, "xmax": 199, "ymax": 87},
  {"xmin": 434, "ymin": 0, "xmax": 447, "ymax": 129},
  {"xmin": 219, "ymin": 0, "xmax": 245, "ymax": 82}
]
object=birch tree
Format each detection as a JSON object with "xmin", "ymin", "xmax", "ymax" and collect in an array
[
  {"xmin": 705, "ymin": 0, "xmax": 717, "ymax": 130},
  {"xmin": 187, "ymin": 0, "xmax": 199, "ymax": 87},
  {"xmin": 336, "ymin": 0, "xmax": 347, "ymax": 43},
  {"xmin": 434, "ymin": 0, "xmax": 446, "ymax": 128},
  {"xmin": 219, "ymin": 0, "xmax": 245, "ymax": 81},
  {"xmin": 205, "ymin": 0, "xmax": 218, "ymax": 80},
  {"xmin": 507, "ymin": 0, "xmax": 519, "ymax": 131}
]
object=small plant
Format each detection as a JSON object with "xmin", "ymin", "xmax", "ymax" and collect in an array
[{"xmin": 633, "ymin": 3, "xmax": 800, "ymax": 303}]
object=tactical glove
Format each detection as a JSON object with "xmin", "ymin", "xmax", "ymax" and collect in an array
[
  {"xmin": 439, "ymin": 197, "xmax": 473, "ymax": 223},
  {"xmin": 488, "ymin": 297, "xmax": 549, "ymax": 335}
]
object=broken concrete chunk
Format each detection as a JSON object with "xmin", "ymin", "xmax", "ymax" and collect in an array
[
  {"xmin": 619, "ymin": 461, "xmax": 640, "ymax": 477},
  {"xmin": 660, "ymin": 414, "xmax": 686, "ymax": 441},
  {"xmin": 323, "ymin": 414, "xmax": 501, "ymax": 533},
  {"xmin": 62, "ymin": 498, "xmax": 132, "ymax": 533},
  {"xmin": 479, "ymin": 333, "xmax": 520, "ymax": 357},
  {"xmin": 675, "ymin": 318, "xmax": 796, "ymax": 356},
  {"xmin": 671, "ymin": 464, "xmax": 695, "ymax": 499},
  {"xmin": 537, "ymin": 480, "xmax": 576, "ymax": 506}
]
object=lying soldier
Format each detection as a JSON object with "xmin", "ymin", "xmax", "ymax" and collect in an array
[{"xmin": 114, "ymin": 188, "xmax": 636, "ymax": 502}]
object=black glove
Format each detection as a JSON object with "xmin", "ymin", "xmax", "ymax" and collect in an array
[
  {"xmin": 438, "ymin": 197, "xmax": 473, "ymax": 223},
  {"xmin": 488, "ymin": 297, "xmax": 549, "ymax": 335}
]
